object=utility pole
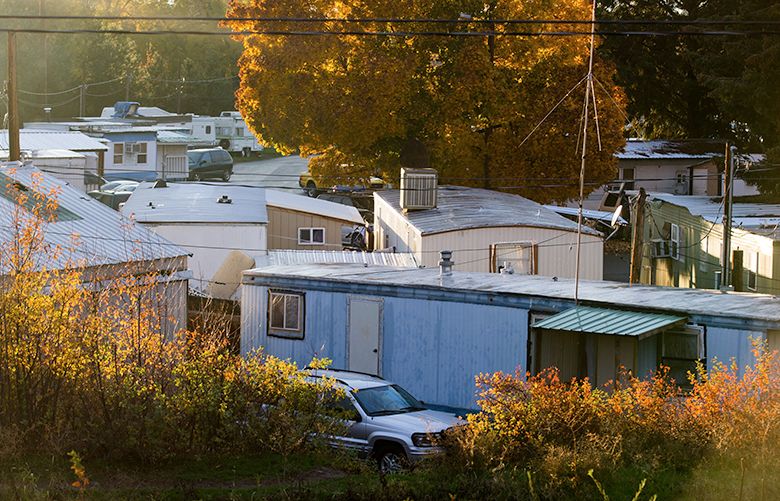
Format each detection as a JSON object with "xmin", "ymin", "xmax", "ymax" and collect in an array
[
  {"xmin": 629, "ymin": 188, "xmax": 647, "ymax": 284},
  {"xmin": 721, "ymin": 144, "xmax": 736, "ymax": 289},
  {"xmin": 7, "ymin": 32, "xmax": 20, "ymax": 162},
  {"xmin": 732, "ymin": 249, "xmax": 744, "ymax": 292}
]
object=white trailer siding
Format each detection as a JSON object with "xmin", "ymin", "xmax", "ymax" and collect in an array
[
  {"xmin": 420, "ymin": 226, "xmax": 603, "ymax": 278},
  {"xmin": 143, "ymin": 223, "xmax": 267, "ymax": 291}
]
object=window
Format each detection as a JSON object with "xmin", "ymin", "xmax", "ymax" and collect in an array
[
  {"xmin": 235, "ymin": 127, "xmax": 244, "ymax": 137},
  {"xmin": 661, "ymin": 325, "xmax": 705, "ymax": 389},
  {"xmin": 490, "ymin": 242, "xmax": 537, "ymax": 274},
  {"xmin": 137, "ymin": 142, "xmax": 148, "ymax": 164},
  {"xmin": 216, "ymin": 126, "xmax": 231, "ymax": 136},
  {"xmin": 298, "ymin": 227, "xmax": 325, "ymax": 245},
  {"xmin": 620, "ymin": 167, "xmax": 635, "ymax": 190},
  {"xmin": 670, "ymin": 223, "xmax": 681, "ymax": 261},
  {"xmin": 113, "ymin": 142, "xmax": 123, "ymax": 164},
  {"xmin": 205, "ymin": 125, "xmax": 212, "ymax": 134},
  {"xmin": 268, "ymin": 290, "xmax": 304, "ymax": 338}
]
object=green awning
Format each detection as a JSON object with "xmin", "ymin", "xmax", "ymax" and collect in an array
[{"xmin": 532, "ymin": 306, "xmax": 687, "ymax": 339}]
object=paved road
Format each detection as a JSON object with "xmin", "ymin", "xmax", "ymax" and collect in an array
[{"xmin": 230, "ymin": 155, "xmax": 309, "ymax": 194}]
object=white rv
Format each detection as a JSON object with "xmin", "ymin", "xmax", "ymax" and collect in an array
[{"xmin": 190, "ymin": 112, "xmax": 263, "ymax": 156}]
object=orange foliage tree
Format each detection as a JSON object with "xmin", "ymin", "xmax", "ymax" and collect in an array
[{"xmin": 226, "ymin": 0, "xmax": 626, "ymax": 203}]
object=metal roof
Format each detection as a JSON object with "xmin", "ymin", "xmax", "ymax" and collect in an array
[
  {"xmin": 0, "ymin": 163, "xmax": 188, "ymax": 273},
  {"xmin": 648, "ymin": 193, "xmax": 780, "ymax": 239},
  {"xmin": 617, "ymin": 139, "xmax": 723, "ymax": 160},
  {"xmin": 265, "ymin": 189, "xmax": 364, "ymax": 224},
  {"xmin": 375, "ymin": 186, "xmax": 601, "ymax": 236},
  {"xmin": 121, "ymin": 182, "xmax": 269, "ymax": 224},
  {"xmin": 258, "ymin": 250, "xmax": 418, "ymax": 268},
  {"xmin": 544, "ymin": 205, "xmax": 627, "ymax": 226},
  {"xmin": 156, "ymin": 130, "xmax": 209, "ymax": 145},
  {"xmin": 532, "ymin": 306, "xmax": 686, "ymax": 338},
  {"xmin": 0, "ymin": 130, "xmax": 108, "ymax": 152},
  {"xmin": 243, "ymin": 264, "xmax": 780, "ymax": 325}
]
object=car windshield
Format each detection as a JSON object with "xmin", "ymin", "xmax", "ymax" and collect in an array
[
  {"xmin": 100, "ymin": 181, "xmax": 127, "ymax": 191},
  {"xmin": 187, "ymin": 152, "xmax": 200, "ymax": 166},
  {"xmin": 351, "ymin": 384, "xmax": 425, "ymax": 417}
]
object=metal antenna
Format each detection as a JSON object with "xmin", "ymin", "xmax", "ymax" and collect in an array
[{"xmin": 574, "ymin": 0, "xmax": 599, "ymax": 304}]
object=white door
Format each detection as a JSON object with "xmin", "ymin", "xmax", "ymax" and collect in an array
[{"xmin": 348, "ymin": 297, "xmax": 382, "ymax": 375}]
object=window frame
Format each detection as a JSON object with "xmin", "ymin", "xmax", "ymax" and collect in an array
[
  {"xmin": 113, "ymin": 142, "xmax": 124, "ymax": 165},
  {"xmin": 298, "ymin": 227, "xmax": 326, "ymax": 246},
  {"xmin": 489, "ymin": 241, "xmax": 537, "ymax": 274},
  {"xmin": 670, "ymin": 223, "xmax": 681, "ymax": 261},
  {"xmin": 136, "ymin": 142, "xmax": 148, "ymax": 164},
  {"xmin": 267, "ymin": 289, "xmax": 305, "ymax": 339}
]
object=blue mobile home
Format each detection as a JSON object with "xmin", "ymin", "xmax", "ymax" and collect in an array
[{"xmin": 241, "ymin": 262, "xmax": 780, "ymax": 409}]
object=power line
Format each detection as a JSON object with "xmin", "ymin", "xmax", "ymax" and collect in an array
[
  {"xmin": 0, "ymin": 27, "xmax": 777, "ymax": 38},
  {"xmin": 0, "ymin": 14, "xmax": 780, "ymax": 27}
]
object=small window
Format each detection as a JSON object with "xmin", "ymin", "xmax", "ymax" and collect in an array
[
  {"xmin": 298, "ymin": 227, "xmax": 325, "ymax": 245},
  {"xmin": 670, "ymin": 223, "xmax": 681, "ymax": 261},
  {"xmin": 205, "ymin": 125, "xmax": 212, "ymax": 134},
  {"xmin": 137, "ymin": 142, "xmax": 148, "ymax": 164},
  {"xmin": 661, "ymin": 325, "xmax": 705, "ymax": 389},
  {"xmin": 235, "ymin": 127, "xmax": 244, "ymax": 137},
  {"xmin": 620, "ymin": 167, "xmax": 635, "ymax": 190},
  {"xmin": 113, "ymin": 142, "xmax": 123, "ymax": 164},
  {"xmin": 490, "ymin": 242, "xmax": 537, "ymax": 274},
  {"xmin": 268, "ymin": 290, "xmax": 304, "ymax": 339}
]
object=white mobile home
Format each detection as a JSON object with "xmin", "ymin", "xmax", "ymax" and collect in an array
[
  {"xmin": 122, "ymin": 182, "xmax": 269, "ymax": 295},
  {"xmin": 374, "ymin": 186, "xmax": 604, "ymax": 279},
  {"xmin": 0, "ymin": 163, "xmax": 190, "ymax": 335}
]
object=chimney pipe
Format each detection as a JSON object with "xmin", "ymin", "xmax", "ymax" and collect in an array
[{"xmin": 439, "ymin": 250, "xmax": 453, "ymax": 277}]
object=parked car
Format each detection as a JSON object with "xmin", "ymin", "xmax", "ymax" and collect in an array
[
  {"xmin": 299, "ymin": 172, "xmax": 387, "ymax": 197},
  {"xmin": 87, "ymin": 180, "xmax": 139, "ymax": 210},
  {"xmin": 307, "ymin": 369, "xmax": 463, "ymax": 474},
  {"xmin": 316, "ymin": 191, "xmax": 374, "ymax": 221},
  {"xmin": 187, "ymin": 148, "xmax": 233, "ymax": 181}
]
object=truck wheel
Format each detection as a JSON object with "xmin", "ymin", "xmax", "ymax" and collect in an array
[
  {"xmin": 305, "ymin": 181, "xmax": 319, "ymax": 198},
  {"xmin": 222, "ymin": 169, "xmax": 231, "ymax": 182},
  {"xmin": 375, "ymin": 445, "xmax": 407, "ymax": 475}
]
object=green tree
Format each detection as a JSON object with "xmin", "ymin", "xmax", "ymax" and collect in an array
[{"xmin": 227, "ymin": 0, "xmax": 626, "ymax": 203}]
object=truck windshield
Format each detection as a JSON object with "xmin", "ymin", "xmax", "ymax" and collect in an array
[{"xmin": 352, "ymin": 384, "xmax": 426, "ymax": 417}]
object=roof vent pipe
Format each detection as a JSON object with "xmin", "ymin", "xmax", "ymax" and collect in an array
[{"xmin": 439, "ymin": 250, "xmax": 453, "ymax": 277}]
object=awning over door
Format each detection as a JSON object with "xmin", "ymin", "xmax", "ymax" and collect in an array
[{"xmin": 532, "ymin": 306, "xmax": 687, "ymax": 340}]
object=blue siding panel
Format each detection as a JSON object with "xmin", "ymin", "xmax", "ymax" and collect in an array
[{"xmin": 707, "ymin": 327, "xmax": 763, "ymax": 377}]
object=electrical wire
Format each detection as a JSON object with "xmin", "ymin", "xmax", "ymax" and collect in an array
[
  {"xmin": 1, "ymin": 14, "xmax": 780, "ymax": 27},
  {"xmin": 0, "ymin": 27, "xmax": 777, "ymax": 38}
]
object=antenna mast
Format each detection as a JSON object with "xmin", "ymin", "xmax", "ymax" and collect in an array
[{"xmin": 574, "ymin": 0, "xmax": 599, "ymax": 304}]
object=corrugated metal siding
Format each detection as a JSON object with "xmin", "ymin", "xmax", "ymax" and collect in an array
[
  {"xmin": 241, "ymin": 283, "xmax": 529, "ymax": 409},
  {"xmin": 707, "ymin": 326, "xmax": 762, "ymax": 377},
  {"xmin": 267, "ymin": 206, "xmax": 354, "ymax": 251},
  {"xmin": 420, "ymin": 226, "xmax": 603, "ymax": 278},
  {"xmin": 267, "ymin": 250, "xmax": 418, "ymax": 268},
  {"xmin": 381, "ymin": 297, "xmax": 527, "ymax": 408}
]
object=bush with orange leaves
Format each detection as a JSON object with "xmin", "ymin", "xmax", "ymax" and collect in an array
[
  {"xmin": 0, "ymin": 171, "xmax": 342, "ymax": 461},
  {"xmin": 445, "ymin": 345, "xmax": 779, "ymax": 494}
]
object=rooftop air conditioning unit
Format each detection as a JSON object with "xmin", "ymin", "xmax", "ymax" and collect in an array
[
  {"xmin": 400, "ymin": 167, "xmax": 438, "ymax": 211},
  {"xmin": 650, "ymin": 239, "xmax": 672, "ymax": 259}
]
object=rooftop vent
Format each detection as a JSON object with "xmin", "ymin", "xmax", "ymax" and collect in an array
[
  {"xmin": 400, "ymin": 167, "xmax": 437, "ymax": 211},
  {"xmin": 217, "ymin": 195, "xmax": 232, "ymax": 204},
  {"xmin": 439, "ymin": 250, "xmax": 454, "ymax": 277}
]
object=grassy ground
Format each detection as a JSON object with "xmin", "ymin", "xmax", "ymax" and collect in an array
[{"xmin": 1, "ymin": 450, "xmax": 777, "ymax": 500}]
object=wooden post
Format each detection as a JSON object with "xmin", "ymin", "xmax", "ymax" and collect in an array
[
  {"xmin": 732, "ymin": 249, "xmax": 744, "ymax": 292},
  {"xmin": 629, "ymin": 187, "xmax": 647, "ymax": 284},
  {"xmin": 7, "ymin": 32, "xmax": 20, "ymax": 162}
]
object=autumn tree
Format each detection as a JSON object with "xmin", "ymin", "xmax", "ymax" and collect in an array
[{"xmin": 227, "ymin": 0, "xmax": 626, "ymax": 203}]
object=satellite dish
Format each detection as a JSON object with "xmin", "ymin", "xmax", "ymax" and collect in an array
[{"xmin": 610, "ymin": 204, "xmax": 623, "ymax": 227}]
